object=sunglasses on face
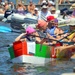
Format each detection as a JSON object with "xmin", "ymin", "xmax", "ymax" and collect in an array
[
  {"xmin": 54, "ymin": 23, "xmax": 58, "ymax": 26},
  {"xmin": 51, "ymin": 10, "xmax": 56, "ymax": 12},
  {"xmin": 41, "ymin": 3, "xmax": 48, "ymax": 7},
  {"xmin": 50, "ymin": 20, "xmax": 54, "ymax": 23}
]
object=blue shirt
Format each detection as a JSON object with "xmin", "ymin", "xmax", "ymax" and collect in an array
[{"xmin": 46, "ymin": 27, "xmax": 56, "ymax": 37}]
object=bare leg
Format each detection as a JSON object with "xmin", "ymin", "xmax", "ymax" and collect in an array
[
  {"xmin": 38, "ymin": 0, "xmax": 43, "ymax": 5},
  {"xmin": 59, "ymin": 0, "xmax": 64, "ymax": 4},
  {"xmin": 66, "ymin": 0, "xmax": 70, "ymax": 4}
]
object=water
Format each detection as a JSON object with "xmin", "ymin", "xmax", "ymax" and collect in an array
[{"xmin": 0, "ymin": 22, "xmax": 75, "ymax": 75}]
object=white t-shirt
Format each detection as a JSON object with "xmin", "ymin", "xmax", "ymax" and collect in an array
[{"xmin": 38, "ymin": 10, "xmax": 51, "ymax": 21}]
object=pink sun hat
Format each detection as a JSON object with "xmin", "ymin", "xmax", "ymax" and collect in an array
[
  {"xmin": 26, "ymin": 26, "xmax": 36, "ymax": 34},
  {"xmin": 37, "ymin": 20, "xmax": 48, "ymax": 28}
]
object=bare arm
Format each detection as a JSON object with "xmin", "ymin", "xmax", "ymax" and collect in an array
[{"xmin": 15, "ymin": 33, "xmax": 26, "ymax": 41}]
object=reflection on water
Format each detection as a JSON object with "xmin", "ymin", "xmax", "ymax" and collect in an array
[{"xmin": 0, "ymin": 22, "xmax": 75, "ymax": 75}]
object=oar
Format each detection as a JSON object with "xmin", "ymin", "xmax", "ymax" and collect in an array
[
  {"xmin": 0, "ymin": 36, "xmax": 75, "ymax": 49},
  {"xmin": 26, "ymin": 34, "xmax": 75, "ymax": 45},
  {"xmin": 0, "ymin": 26, "xmax": 69, "ymax": 37},
  {"xmin": 0, "ymin": 26, "xmax": 21, "ymax": 33},
  {"xmin": 0, "ymin": 26, "xmax": 75, "ymax": 45},
  {"xmin": 56, "ymin": 30, "xmax": 69, "ymax": 36},
  {"xmin": 0, "ymin": 44, "xmax": 12, "ymax": 48},
  {"xmin": 59, "ymin": 30, "xmax": 75, "ymax": 41}
]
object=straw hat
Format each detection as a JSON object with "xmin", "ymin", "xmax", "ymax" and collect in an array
[
  {"xmin": 70, "ymin": 3, "xmax": 75, "ymax": 9},
  {"xmin": 51, "ymin": 7, "xmax": 56, "ymax": 11}
]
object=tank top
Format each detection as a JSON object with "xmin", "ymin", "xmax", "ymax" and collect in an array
[
  {"xmin": 37, "ymin": 30, "xmax": 47, "ymax": 39},
  {"xmin": 25, "ymin": 34, "xmax": 35, "ymax": 42}
]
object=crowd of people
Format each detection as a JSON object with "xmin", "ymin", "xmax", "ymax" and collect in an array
[{"xmin": 0, "ymin": 0, "xmax": 75, "ymax": 20}]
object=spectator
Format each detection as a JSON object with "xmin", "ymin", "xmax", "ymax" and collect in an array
[
  {"xmin": 48, "ymin": 0, "xmax": 55, "ymax": 11},
  {"xmin": 4, "ymin": 3, "xmax": 13, "ymax": 18},
  {"xmin": 0, "ymin": 0, "xmax": 2, "ymax": 4},
  {"xmin": 0, "ymin": 5, "xmax": 5, "ymax": 14},
  {"xmin": 33, "ymin": 7, "xmax": 39, "ymax": 16},
  {"xmin": 27, "ymin": 0, "xmax": 35, "ymax": 15},
  {"xmin": 16, "ymin": 2, "xmax": 27, "ymax": 15},
  {"xmin": 0, "ymin": 1, "xmax": 5, "ymax": 14},
  {"xmin": 8, "ymin": 2, "xmax": 15, "ymax": 10},
  {"xmin": 51, "ymin": 7, "xmax": 56, "ymax": 14},
  {"xmin": 59, "ymin": 0, "xmax": 70, "ymax": 4},
  {"xmin": 38, "ymin": 4, "xmax": 51, "ymax": 21},
  {"xmin": 38, "ymin": 0, "xmax": 47, "ymax": 5},
  {"xmin": 70, "ymin": 3, "xmax": 75, "ymax": 18}
]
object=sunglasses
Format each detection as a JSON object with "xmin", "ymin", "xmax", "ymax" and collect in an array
[
  {"xmin": 50, "ymin": 20, "xmax": 54, "ymax": 23},
  {"xmin": 51, "ymin": 10, "xmax": 55, "ymax": 12}
]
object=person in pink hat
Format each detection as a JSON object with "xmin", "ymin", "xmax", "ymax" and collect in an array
[{"xmin": 15, "ymin": 26, "xmax": 37, "ymax": 42}]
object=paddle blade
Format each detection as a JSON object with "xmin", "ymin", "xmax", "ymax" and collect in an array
[{"xmin": 0, "ymin": 26, "xmax": 12, "ymax": 32}]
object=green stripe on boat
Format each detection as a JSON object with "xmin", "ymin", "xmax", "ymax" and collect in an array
[
  {"xmin": 35, "ymin": 44, "xmax": 51, "ymax": 58},
  {"xmin": 8, "ymin": 46, "xmax": 15, "ymax": 59}
]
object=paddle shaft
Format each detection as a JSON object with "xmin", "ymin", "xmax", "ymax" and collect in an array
[
  {"xmin": 0, "ymin": 44, "xmax": 11, "ymax": 48},
  {"xmin": 27, "ymin": 34, "xmax": 75, "ymax": 44},
  {"xmin": 59, "ymin": 30, "xmax": 75, "ymax": 41},
  {"xmin": 11, "ymin": 30, "xmax": 22, "ymax": 33}
]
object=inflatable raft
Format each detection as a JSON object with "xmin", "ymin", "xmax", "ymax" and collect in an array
[
  {"xmin": 0, "ymin": 13, "xmax": 4, "ymax": 21},
  {"xmin": 11, "ymin": 13, "xmax": 38, "ymax": 24}
]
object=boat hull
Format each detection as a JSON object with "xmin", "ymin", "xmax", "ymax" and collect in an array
[
  {"xmin": 11, "ymin": 55, "xmax": 51, "ymax": 66},
  {"xmin": 8, "ymin": 41, "xmax": 73, "ymax": 65}
]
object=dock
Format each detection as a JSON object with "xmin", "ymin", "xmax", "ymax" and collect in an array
[{"xmin": 61, "ymin": 73, "xmax": 75, "ymax": 75}]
